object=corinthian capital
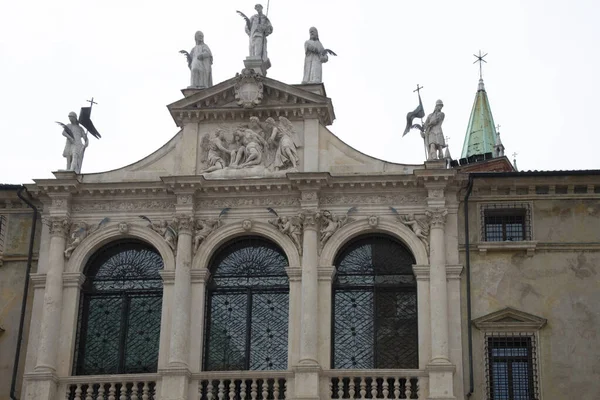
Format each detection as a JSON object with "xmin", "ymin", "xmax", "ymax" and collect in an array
[
  {"xmin": 426, "ymin": 208, "xmax": 448, "ymax": 228},
  {"xmin": 299, "ymin": 210, "xmax": 319, "ymax": 230},
  {"xmin": 177, "ymin": 215, "xmax": 195, "ymax": 235},
  {"xmin": 46, "ymin": 217, "xmax": 70, "ymax": 238}
]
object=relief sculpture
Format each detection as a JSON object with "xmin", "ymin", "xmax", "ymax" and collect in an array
[{"xmin": 199, "ymin": 116, "xmax": 301, "ymax": 178}]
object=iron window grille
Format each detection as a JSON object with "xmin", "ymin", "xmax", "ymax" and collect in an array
[
  {"xmin": 485, "ymin": 333, "xmax": 539, "ymax": 400},
  {"xmin": 73, "ymin": 240, "xmax": 164, "ymax": 375},
  {"xmin": 481, "ymin": 203, "xmax": 532, "ymax": 242},
  {"xmin": 0, "ymin": 215, "xmax": 6, "ymax": 258},
  {"xmin": 204, "ymin": 237, "xmax": 290, "ymax": 371},
  {"xmin": 332, "ymin": 235, "xmax": 418, "ymax": 369}
]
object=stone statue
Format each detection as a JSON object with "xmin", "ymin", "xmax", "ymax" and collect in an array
[
  {"xmin": 233, "ymin": 128, "xmax": 268, "ymax": 169},
  {"xmin": 266, "ymin": 117, "xmax": 299, "ymax": 171},
  {"xmin": 201, "ymin": 130, "xmax": 230, "ymax": 173},
  {"xmin": 181, "ymin": 31, "xmax": 213, "ymax": 89},
  {"xmin": 316, "ymin": 208, "xmax": 356, "ymax": 246},
  {"xmin": 194, "ymin": 219, "xmax": 220, "ymax": 252},
  {"xmin": 302, "ymin": 27, "xmax": 336, "ymax": 84},
  {"xmin": 61, "ymin": 112, "xmax": 89, "ymax": 174},
  {"xmin": 64, "ymin": 222, "xmax": 88, "ymax": 259},
  {"xmin": 238, "ymin": 4, "xmax": 273, "ymax": 62},
  {"xmin": 422, "ymin": 100, "xmax": 446, "ymax": 160},
  {"xmin": 268, "ymin": 208, "xmax": 303, "ymax": 254},
  {"xmin": 398, "ymin": 213, "xmax": 430, "ymax": 253}
]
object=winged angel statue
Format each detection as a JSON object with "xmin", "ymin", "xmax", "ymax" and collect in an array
[{"xmin": 199, "ymin": 116, "xmax": 300, "ymax": 175}]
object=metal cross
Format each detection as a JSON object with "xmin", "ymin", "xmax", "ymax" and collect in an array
[
  {"xmin": 86, "ymin": 97, "xmax": 98, "ymax": 110},
  {"xmin": 512, "ymin": 152, "xmax": 518, "ymax": 159},
  {"xmin": 413, "ymin": 84, "xmax": 424, "ymax": 94},
  {"xmin": 496, "ymin": 123, "xmax": 501, "ymax": 131},
  {"xmin": 473, "ymin": 50, "xmax": 488, "ymax": 80}
]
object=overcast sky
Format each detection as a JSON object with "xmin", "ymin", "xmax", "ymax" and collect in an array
[{"xmin": 1, "ymin": 0, "xmax": 598, "ymax": 184}]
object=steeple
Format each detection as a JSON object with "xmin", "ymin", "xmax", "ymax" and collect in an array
[{"xmin": 460, "ymin": 51, "xmax": 501, "ymax": 158}]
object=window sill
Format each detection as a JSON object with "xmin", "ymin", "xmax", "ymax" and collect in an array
[{"xmin": 477, "ymin": 241, "xmax": 537, "ymax": 256}]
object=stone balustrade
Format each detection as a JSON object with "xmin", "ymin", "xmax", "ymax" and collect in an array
[
  {"xmin": 193, "ymin": 370, "xmax": 292, "ymax": 400},
  {"xmin": 322, "ymin": 370, "xmax": 427, "ymax": 400},
  {"xmin": 61, "ymin": 374, "xmax": 158, "ymax": 400}
]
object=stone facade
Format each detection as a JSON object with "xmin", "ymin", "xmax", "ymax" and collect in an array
[{"xmin": 1, "ymin": 73, "xmax": 599, "ymax": 400}]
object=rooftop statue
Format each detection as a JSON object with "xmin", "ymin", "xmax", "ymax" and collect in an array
[
  {"xmin": 180, "ymin": 31, "xmax": 213, "ymax": 89},
  {"xmin": 423, "ymin": 100, "xmax": 446, "ymax": 160},
  {"xmin": 302, "ymin": 27, "xmax": 337, "ymax": 84},
  {"xmin": 55, "ymin": 105, "xmax": 101, "ymax": 174},
  {"xmin": 237, "ymin": 4, "xmax": 273, "ymax": 68}
]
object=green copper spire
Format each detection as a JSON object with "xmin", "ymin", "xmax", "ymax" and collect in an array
[{"xmin": 460, "ymin": 78, "xmax": 499, "ymax": 158}]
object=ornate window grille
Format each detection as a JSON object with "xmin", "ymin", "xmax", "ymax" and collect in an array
[
  {"xmin": 481, "ymin": 203, "xmax": 532, "ymax": 242},
  {"xmin": 332, "ymin": 235, "xmax": 418, "ymax": 369},
  {"xmin": 485, "ymin": 333, "xmax": 539, "ymax": 400},
  {"xmin": 73, "ymin": 240, "xmax": 164, "ymax": 375},
  {"xmin": 204, "ymin": 237, "xmax": 289, "ymax": 371}
]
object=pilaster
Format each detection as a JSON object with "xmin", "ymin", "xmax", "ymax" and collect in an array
[
  {"xmin": 57, "ymin": 272, "xmax": 86, "ymax": 376},
  {"xmin": 317, "ymin": 266, "xmax": 336, "ymax": 368}
]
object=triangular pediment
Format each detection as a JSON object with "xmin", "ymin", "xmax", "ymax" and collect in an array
[
  {"xmin": 167, "ymin": 74, "xmax": 335, "ymax": 126},
  {"xmin": 473, "ymin": 307, "xmax": 547, "ymax": 331}
]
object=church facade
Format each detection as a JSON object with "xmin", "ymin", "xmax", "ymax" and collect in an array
[{"xmin": 1, "ymin": 69, "xmax": 599, "ymax": 400}]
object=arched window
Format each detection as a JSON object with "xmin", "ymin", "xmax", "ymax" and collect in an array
[
  {"xmin": 74, "ymin": 240, "xmax": 163, "ymax": 375},
  {"xmin": 205, "ymin": 237, "xmax": 289, "ymax": 371},
  {"xmin": 332, "ymin": 235, "xmax": 418, "ymax": 369}
]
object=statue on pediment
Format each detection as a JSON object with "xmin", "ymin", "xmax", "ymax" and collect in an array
[
  {"xmin": 180, "ymin": 31, "xmax": 213, "ymax": 89},
  {"xmin": 237, "ymin": 4, "xmax": 273, "ymax": 62},
  {"xmin": 302, "ymin": 27, "xmax": 337, "ymax": 84},
  {"xmin": 266, "ymin": 117, "xmax": 299, "ymax": 171},
  {"xmin": 423, "ymin": 100, "xmax": 446, "ymax": 160},
  {"xmin": 200, "ymin": 130, "xmax": 230, "ymax": 173}
]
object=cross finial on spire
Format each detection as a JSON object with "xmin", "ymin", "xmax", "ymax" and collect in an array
[
  {"xmin": 473, "ymin": 50, "xmax": 488, "ymax": 80},
  {"xmin": 496, "ymin": 123, "xmax": 501, "ymax": 132},
  {"xmin": 413, "ymin": 84, "xmax": 423, "ymax": 94},
  {"xmin": 86, "ymin": 97, "xmax": 98, "ymax": 110}
]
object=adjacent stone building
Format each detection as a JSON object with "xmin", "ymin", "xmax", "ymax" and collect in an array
[{"xmin": 1, "ymin": 66, "xmax": 599, "ymax": 400}]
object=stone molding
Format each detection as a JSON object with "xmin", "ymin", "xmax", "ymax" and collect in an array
[
  {"xmin": 320, "ymin": 217, "xmax": 429, "ymax": 267},
  {"xmin": 190, "ymin": 269, "xmax": 211, "ymax": 283},
  {"xmin": 285, "ymin": 266, "xmax": 302, "ymax": 281},
  {"xmin": 66, "ymin": 224, "xmax": 176, "ymax": 274},
  {"xmin": 160, "ymin": 270, "xmax": 176, "ymax": 284},
  {"xmin": 412, "ymin": 265, "xmax": 430, "ymax": 281},
  {"xmin": 23, "ymin": 371, "xmax": 59, "ymax": 383},
  {"xmin": 30, "ymin": 273, "xmax": 47, "ymax": 289},
  {"xmin": 317, "ymin": 265, "xmax": 336, "ymax": 281},
  {"xmin": 63, "ymin": 272, "xmax": 86, "ymax": 288},
  {"xmin": 445, "ymin": 265, "xmax": 463, "ymax": 280},
  {"xmin": 473, "ymin": 307, "xmax": 547, "ymax": 331},
  {"xmin": 158, "ymin": 366, "xmax": 192, "ymax": 377}
]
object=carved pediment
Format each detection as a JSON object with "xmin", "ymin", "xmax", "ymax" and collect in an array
[
  {"xmin": 472, "ymin": 307, "xmax": 547, "ymax": 331},
  {"xmin": 168, "ymin": 73, "xmax": 335, "ymax": 126}
]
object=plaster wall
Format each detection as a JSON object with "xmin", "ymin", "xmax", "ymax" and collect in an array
[{"xmin": 460, "ymin": 195, "xmax": 600, "ymax": 400}]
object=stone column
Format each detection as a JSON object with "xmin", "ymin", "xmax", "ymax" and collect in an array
[
  {"xmin": 35, "ymin": 217, "xmax": 69, "ymax": 373},
  {"xmin": 168, "ymin": 216, "xmax": 194, "ymax": 367},
  {"xmin": 426, "ymin": 208, "xmax": 455, "ymax": 400},
  {"xmin": 413, "ymin": 265, "xmax": 431, "ymax": 400},
  {"xmin": 294, "ymin": 212, "xmax": 321, "ymax": 400},
  {"xmin": 57, "ymin": 272, "xmax": 86, "ymax": 376},
  {"xmin": 160, "ymin": 212, "xmax": 194, "ymax": 400}
]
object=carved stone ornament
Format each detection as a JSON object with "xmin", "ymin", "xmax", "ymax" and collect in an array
[
  {"xmin": 64, "ymin": 217, "xmax": 111, "ymax": 259},
  {"xmin": 367, "ymin": 215, "xmax": 379, "ymax": 228},
  {"xmin": 46, "ymin": 217, "xmax": 70, "ymax": 238},
  {"xmin": 426, "ymin": 208, "xmax": 448, "ymax": 228},
  {"xmin": 234, "ymin": 68, "xmax": 264, "ymax": 108},
  {"xmin": 397, "ymin": 213, "xmax": 431, "ymax": 254},
  {"xmin": 316, "ymin": 209, "xmax": 355, "ymax": 248},
  {"xmin": 142, "ymin": 217, "xmax": 178, "ymax": 252},
  {"xmin": 118, "ymin": 221, "xmax": 129, "ymax": 234},
  {"xmin": 242, "ymin": 219, "xmax": 253, "ymax": 231},
  {"xmin": 193, "ymin": 218, "xmax": 221, "ymax": 253},
  {"xmin": 177, "ymin": 215, "xmax": 195, "ymax": 235},
  {"xmin": 269, "ymin": 212, "xmax": 304, "ymax": 255}
]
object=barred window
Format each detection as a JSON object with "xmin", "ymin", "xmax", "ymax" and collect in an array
[
  {"xmin": 486, "ymin": 333, "xmax": 539, "ymax": 400},
  {"xmin": 332, "ymin": 235, "xmax": 418, "ymax": 369},
  {"xmin": 482, "ymin": 204, "xmax": 531, "ymax": 242},
  {"xmin": 74, "ymin": 240, "xmax": 164, "ymax": 375},
  {"xmin": 204, "ymin": 237, "xmax": 289, "ymax": 371}
]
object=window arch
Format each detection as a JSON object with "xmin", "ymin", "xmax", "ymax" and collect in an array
[
  {"xmin": 204, "ymin": 237, "xmax": 289, "ymax": 371},
  {"xmin": 332, "ymin": 234, "xmax": 418, "ymax": 369},
  {"xmin": 74, "ymin": 240, "xmax": 164, "ymax": 375}
]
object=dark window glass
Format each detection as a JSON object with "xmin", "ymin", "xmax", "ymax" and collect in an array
[
  {"xmin": 484, "ymin": 210, "xmax": 526, "ymax": 241},
  {"xmin": 205, "ymin": 237, "xmax": 289, "ymax": 371},
  {"xmin": 487, "ymin": 336, "xmax": 536, "ymax": 400},
  {"xmin": 74, "ymin": 241, "xmax": 163, "ymax": 375},
  {"xmin": 332, "ymin": 235, "xmax": 417, "ymax": 369}
]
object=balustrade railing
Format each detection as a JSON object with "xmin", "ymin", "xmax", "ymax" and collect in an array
[
  {"xmin": 193, "ymin": 370, "xmax": 292, "ymax": 400},
  {"xmin": 322, "ymin": 370, "xmax": 427, "ymax": 400},
  {"xmin": 60, "ymin": 374, "xmax": 159, "ymax": 400}
]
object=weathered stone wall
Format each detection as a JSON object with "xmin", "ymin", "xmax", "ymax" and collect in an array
[
  {"xmin": 0, "ymin": 211, "xmax": 40, "ymax": 400},
  {"xmin": 460, "ymin": 195, "xmax": 600, "ymax": 400}
]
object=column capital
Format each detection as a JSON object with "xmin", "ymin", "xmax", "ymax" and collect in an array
[
  {"xmin": 412, "ymin": 264, "xmax": 430, "ymax": 281},
  {"xmin": 190, "ymin": 269, "xmax": 211, "ymax": 283},
  {"xmin": 317, "ymin": 265, "xmax": 336, "ymax": 281},
  {"xmin": 300, "ymin": 210, "xmax": 319, "ymax": 232},
  {"xmin": 159, "ymin": 270, "xmax": 176, "ymax": 284},
  {"xmin": 63, "ymin": 272, "xmax": 86, "ymax": 288},
  {"xmin": 285, "ymin": 266, "xmax": 302, "ymax": 281},
  {"xmin": 426, "ymin": 208, "xmax": 448, "ymax": 228},
  {"xmin": 176, "ymin": 215, "xmax": 195, "ymax": 236},
  {"xmin": 45, "ymin": 217, "xmax": 70, "ymax": 238},
  {"xmin": 446, "ymin": 265, "xmax": 463, "ymax": 280}
]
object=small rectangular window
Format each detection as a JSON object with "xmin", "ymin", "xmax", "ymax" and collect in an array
[
  {"xmin": 486, "ymin": 334, "xmax": 539, "ymax": 400},
  {"xmin": 484, "ymin": 209, "xmax": 526, "ymax": 241}
]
